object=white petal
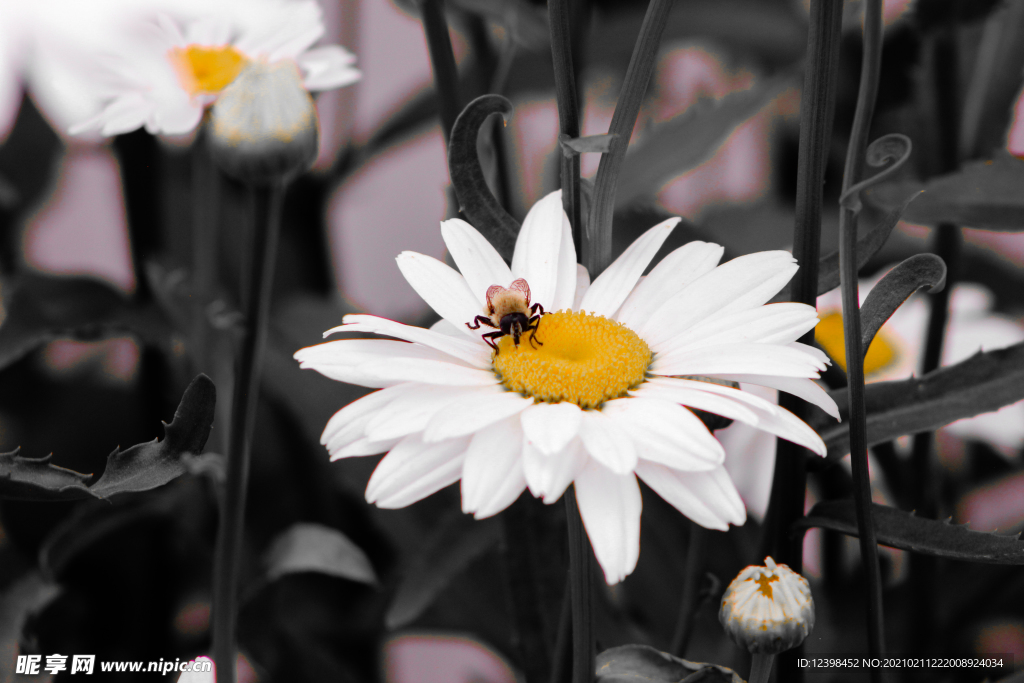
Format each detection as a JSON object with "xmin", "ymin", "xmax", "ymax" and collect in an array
[
  {"xmin": 635, "ymin": 461, "xmax": 745, "ymax": 530},
  {"xmin": 441, "ymin": 218, "xmax": 513, "ymax": 305},
  {"xmin": 297, "ymin": 45, "xmax": 360, "ymax": 90},
  {"xmin": 574, "ymin": 462, "xmax": 642, "ymax": 584},
  {"xmin": 660, "ymin": 303, "xmax": 820, "ymax": 353},
  {"xmin": 429, "ymin": 319, "xmax": 465, "ymax": 337},
  {"xmin": 461, "ymin": 416, "xmax": 526, "ymax": 518},
  {"xmin": 632, "ymin": 380, "xmax": 761, "ymax": 425},
  {"xmin": 322, "ymin": 385, "xmax": 409, "ymax": 454},
  {"xmin": 550, "ymin": 207, "xmax": 578, "ymax": 312},
  {"xmin": 578, "ymin": 410, "xmax": 638, "ymax": 474},
  {"xmin": 636, "ymin": 251, "xmax": 798, "ymax": 347},
  {"xmin": 602, "ymin": 397, "xmax": 723, "ymax": 470},
  {"xmin": 366, "ymin": 434, "xmax": 469, "ymax": 507},
  {"xmin": 719, "ymin": 418, "xmax": 777, "ymax": 520},
  {"xmin": 296, "ymin": 339, "xmax": 474, "ymax": 387},
  {"xmin": 331, "ymin": 435, "xmax": 402, "ymax": 460},
  {"xmin": 616, "ymin": 241, "xmax": 724, "ymax": 329},
  {"xmin": 355, "ymin": 358, "xmax": 497, "ymax": 387},
  {"xmin": 522, "ymin": 439, "xmax": 586, "ymax": 503},
  {"xmin": 327, "ymin": 314, "xmax": 492, "ymax": 369},
  {"xmin": 511, "ymin": 190, "xmax": 565, "ymax": 309},
  {"xmin": 424, "ymin": 388, "xmax": 534, "ymax": 442},
  {"xmin": 396, "ymin": 251, "xmax": 481, "ymax": 335},
  {"xmin": 364, "ymin": 385, "xmax": 482, "ymax": 442},
  {"xmin": 713, "ymin": 374, "xmax": 840, "ymax": 420},
  {"xmin": 651, "ymin": 342, "xmax": 827, "ymax": 378},
  {"xmin": 520, "ymin": 402, "xmax": 583, "ymax": 456},
  {"xmin": 579, "ymin": 218, "xmax": 679, "ymax": 317},
  {"xmin": 572, "ymin": 264, "xmax": 591, "ymax": 311}
]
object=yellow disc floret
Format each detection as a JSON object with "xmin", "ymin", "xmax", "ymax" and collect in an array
[
  {"xmin": 492, "ymin": 310, "xmax": 651, "ymax": 409},
  {"xmin": 814, "ymin": 311, "xmax": 897, "ymax": 376},
  {"xmin": 169, "ymin": 45, "xmax": 249, "ymax": 96}
]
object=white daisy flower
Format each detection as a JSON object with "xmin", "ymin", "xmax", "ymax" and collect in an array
[
  {"xmin": 295, "ymin": 190, "xmax": 839, "ymax": 584},
  {"xmin": 67, "ymin": 0, "xmax": 359, "ymax": 137}
]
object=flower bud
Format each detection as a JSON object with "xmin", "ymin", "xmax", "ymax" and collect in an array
[
  {"xmin": 208, "ymin": 60, "xmax": 318, "ymax": 184},
  {"xmin": 719, "ymin": 556, "xmax": 814, "ymax": 655}
]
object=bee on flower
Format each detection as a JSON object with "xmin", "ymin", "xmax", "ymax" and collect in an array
[{"xmin": 295, "ymin": 191, "xmax": 840, "ymax": 584}]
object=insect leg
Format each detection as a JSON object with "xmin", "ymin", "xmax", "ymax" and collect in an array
[{"xmin": 467, "ymin": 315, "xmax": 496, "ymax": 330}]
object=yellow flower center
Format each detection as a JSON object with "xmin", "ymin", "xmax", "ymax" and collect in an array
[
  {"xmin": 492, "ymin": 310, "xmax": 651, "ymax": 409},
  {"xmin": 815, "ymin": 311, "xmax": 897, "ymax": 375},
  {"xmin": 169, "ymin": 45, "xmax": 248, "ymax": 96}
]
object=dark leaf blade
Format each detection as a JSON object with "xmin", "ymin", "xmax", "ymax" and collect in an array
[
  {"xmin": 809, "ymin": 342, "xmax": 1024, "ymax": 468},
  {"xmin": 89, "ymin": 374, "xmax": 216, "ymax": 498},
  {"xmin": 793, "ymin": 500, "xmax": 1024, "ymax": 564},
  {"xmin": 0, "ymin": 450, "xmax": 93, "ymax": 501},
  {"xmin": 615, "ymin": 78, "xmax": 789, "ymax": 210},
  {"xmin": 385, "ymin": 512, "xmax": 500, "ymax": 629},
  {"xmin": 864, "ymin": 154, "xmax": 1024, "ymax": 231},
  {"xmin": 859, "ymin": 253, "xmax": 946, "ymax": 351},
  {"xmin": 595, "ymin": 645, "xmax": 743, "ymax": 683},
  {"xmin": 264, "ymin": 523, "xmax": 378, "ymax": 586},
  {"xmin": 448, "ymin": 95, "xmax": 520, "ymax": 261}
]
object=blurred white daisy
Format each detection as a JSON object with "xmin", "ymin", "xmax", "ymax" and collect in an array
[
  {"xmin": 295, "ymin": 191, "xmax": 839, "ymax": 584},
  {"xmin": 67, "ymin": 0, "xmax": 359, "ymax": 136}
]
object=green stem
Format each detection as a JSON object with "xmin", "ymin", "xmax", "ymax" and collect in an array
[
  {"xmin": 837, "ymin": 0, "xmax": 885, "ymax": 671},
  {"xmin": 211, "ymin": 182, "xmax": 284, "ymax": 683},
  {"xmin": 565, "ymin": 487, "xmax": 594, "ymax": 683},
  {"xmin": 420, "ymin": 0, "xmax": 461, "ymax": 144},
  {"xmin": 585, "ymin": 0, "xmax": 673, "ymax": 276}
]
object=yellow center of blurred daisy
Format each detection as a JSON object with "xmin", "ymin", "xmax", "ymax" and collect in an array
[
  {"xmin": 815, "ymin": 311, "xmax": 897, "ymax": 375},
  {"xmin": 492, "ymin": 310, "xmax": 651, "ymax": 409},
  {"xmin": 169, "ymin": 45, "xmax": 248, "ymax": 96}
]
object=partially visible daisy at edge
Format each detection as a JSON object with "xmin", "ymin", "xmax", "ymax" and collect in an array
[
  {"xmin": 67, "ymin": 0, "xmax": 359, "ymax": 137},
  {"xmin": 295, "ymin": 191, "xmax": 840, "ymax": 584}
]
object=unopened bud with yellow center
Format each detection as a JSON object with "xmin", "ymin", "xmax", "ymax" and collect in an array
[
  {"xmin": 208, "ymin": 60, "xmax": 318, "ymax": 184},
  {"xmin": 719, "ymin": 556, "xmax": 814, "ymax": 655}
]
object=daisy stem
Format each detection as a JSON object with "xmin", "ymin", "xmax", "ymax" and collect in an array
[
  {"xmin": 748, "ymin": 653, "xmax": 776, "ymax": 683},
  {"xmin": 212, "ymin": 182, "xmax": 284, "ymax": 683},
  {"xmin": 585, "ymin": 0, "xmax": 673, "ymax": 276},
  {"xmin": 565, "ymin": 486, "xmax": 594, "ymax": 683},
  {"xmin": 420, "ymin": 0, "xmax": 462, "ymax": 144},
  {"xmin": 548, "ymin": 0, "xmax": 583, "ymax": 250},
  {"xmin": 670, "ymin": 523, "xmax": 708, "ymax": 656},
  {"xmin": 837, "ymin": 0, "xmax": 886, "ymax": 671}
]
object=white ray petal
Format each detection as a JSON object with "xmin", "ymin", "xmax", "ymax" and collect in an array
[
  {"xmin": 713, "ymin": 374, "xmax": 841, "ymax": 420},
  {"xmin": 575, "ymin": 462, "xmax": 642, "ymax": 584},
  {"xmin": 327, "ymin": 314, "xmax": 492, "ymax": 368},
  {"xmin": 296, "ymin": 339, "xmax": 477, "ymax": 387},
  {"xmin": 635, "ymin": 461, "xmax": 746, "ymax": 530},
  {"xmin": 441, "ymin": 218, "xmax": 513, "ymax": 305},
  {"xmin": 616, "ymin": 241, "xmax": 724, "ymax": 329},
  {"xmin": 354, "ymin": 357, "xmax": 498, "ymax": 387},
  {"xmin": 550, "ymin": 204, "xmax": 578, "ymax": 312},
  {"xmin": 396, "ymin": 251, "xmax": 481, "ymax": 335},
  {"xmin": 511, "ymin": 190, "xmax": 565, "ymax": 309},
  {"xmin": 658, "ymin": 303, "xmax": 820, "ymax": 354},
  {"xmin": 572, "ymin": 264, "xmax": 591, "ymax": 311},
  {"xmin": 424, "ymin": 388, "xmax": 534, "ymax": 442},
  {"xmin": 579, "ymin": 218, "xmax": 679, "ymax": 317},
  {"xmin": 331, "ymin": 435, "xmax": 402, "ymax": 460},
  {"xmin": 602, "ymin": 397, "xmax": 723, "ymax": 470},
  {"xmin": 297, "ymin": 45, "xmax": 361, "ymax": 90},
  {"xmin": 522, "ymin": 439, "xmax": 587, "ymax": 503},
  {"xmin": 321, "ymin": 385, "xmax": 404, "ymax": 450},
  {"xmin": 520, "ymin": 402, "xmax": 583, "ymax": 456},
  {"xmin": 461, "ymin": 416, "xmax": 526, "ymax": 518},
  {"xmin": 631, "ymin": 381, "xmax": 760, "ymax": 425},
  {"xmin": 364, "ymin": 385, "xmax": 484, "ymax": 442},
  {"xmin": 366, "ymin": 434, "xmax": 469, "ymax": 507},
  {"xmin": 651, "ymin": 342, "xmax": 827, "ymax": 378},
  {"xmin": 578, "ymin": 410, "xmax": 638, "ymax": 474}
]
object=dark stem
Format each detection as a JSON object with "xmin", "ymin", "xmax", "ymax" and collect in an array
[
  {"xmin": 670, "ymin": 524, "xmax": 707, "ymax": 656},
  {"xmin": 190, "ymin": 133, "xmax": 220, "ymax": 377},
  {"xmin": 837, "ymin": 0, "xmax": 885, "ymax": 670},
  {"xmin": 565, "ymin": 487, "xmax": 594, "ymax": 683},
  {"xmin": 420, "ymin": 0, "xmax": 462, "ymax": 144},
  {"xmin": 549, "ymin": 0, "xmax": 583, "ymax": 251},
  {"xmin": 113, "ymin": 130, "xmax": 162, "ymax": 303},
  {"xmin": 549, "ymin": 577, "xmax": 572, "ymax": 683},
  {"xmin": 585, "ymin": 0, "xmax": 673, "ymax": 276},
  {"xmin": 211, "ymin": 182, "xmax": 284, "ymax": 683}
]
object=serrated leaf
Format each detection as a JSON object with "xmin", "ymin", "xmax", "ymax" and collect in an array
[
  {"xmin": 793, "ymin": 500, "xmax": 1024, "ymax": 564},
  {"xmin": 615, "ymin": 78, "xmax": 790, "ymax": 210},
  {"xmin": 808, "ymin": 342, "xmax": 1024, "ymax": 468},
  {"xmin": 0, "ymin": 272, "xmax": 172, "ymax": 371},
  {"xmin": 864, "ymin": 155, "xmax": 1024, "ymax": 231},
  {"xmin": 0, "ymin": 573, "xmax": 61, "ymax": 683},
  {"xmin": 596, "ymin": 645, "xmax": 744, "ymax": 683},
  {"xmin": 264, "ymin": 523, "xmax": 378, "ymax": 586},
  {"xmin": 385, "ymin": 512, "xmax": 500, "ymax": 629},
  {"xmin": 448, "ymin": 95, "xmax": 520, "ymax": 262},
  {"xmin": 0, "ymin": 375, "xmax": 216, "ymax": 501},
  {"xmin": 859, "ymin": 253, "xmax": 946, "ymax": 350}
]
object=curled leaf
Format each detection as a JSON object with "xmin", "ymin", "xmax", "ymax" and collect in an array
[
  {"xmin": 595, "ymin": 645, "xmax": 744, "ymax": 683},
  {"xmin": 264, "ymin": 523, "xmax": 378, "ymax": 585},
  {"xmin": 840, "ymin": 133, "xmax": 913, "ymax": 213},
  {"xmin": 859, "ymin": 253, "xmax": 946, "ymax": 352},
  {"xmin": 793, "ymin": 500, "xmax": 1024, "ymax": 564},
  {"xmin": 448, "ymin": 95, "xmax": 520, "ymax": 261}
]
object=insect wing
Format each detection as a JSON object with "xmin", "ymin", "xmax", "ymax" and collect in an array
[
  {"xmin": 485, "ymin": 285, "xmax": 505, "ymax": 314},
  {"xmin": 509, "ymin": 278, "xmax": 531, "ymax": 305}
]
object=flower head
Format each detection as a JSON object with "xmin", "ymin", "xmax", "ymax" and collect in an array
[
  {"xmin": 295, "ymin": 191, "xmax": 838, "ymax": 584},
  {"xmin": 69, "ymin": 0, "xmax": 359, "ymax": 137},
  {"xmin": 719, "ymin": 556, "xmax": 814, "ymax": 654}
]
